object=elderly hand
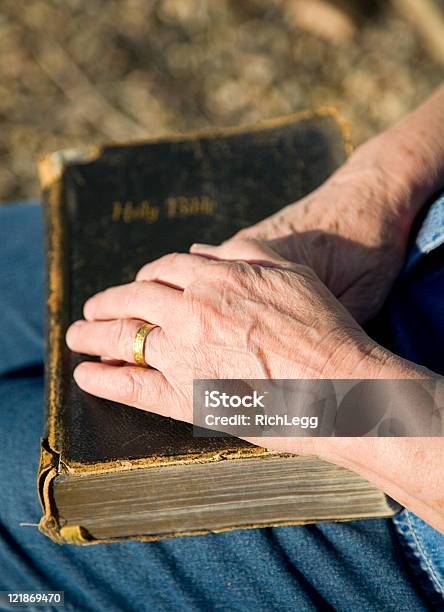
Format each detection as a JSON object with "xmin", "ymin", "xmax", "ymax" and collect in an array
[
  {"xmin": 191, "ymin": 88, "xmax": 444, "ymax": 324},
  {"xmin": 67, "ymin": 248, "xmax": 391, "ymax": 426},
  {"xmin": 66, "ymin": 243, "xmax": 443, "ymax": 532},
  {"xmin": 66, "ymin": 88, "xmax": 444, "ymax": 532},
  {"xmin": 191, "ymin": 161, "xmax": 411, "ymax": 324}
]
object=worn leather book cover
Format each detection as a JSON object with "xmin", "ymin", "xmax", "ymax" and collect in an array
[{"xmin": 37, "ymin": 110, "xmax": 398, "ymax": 544}]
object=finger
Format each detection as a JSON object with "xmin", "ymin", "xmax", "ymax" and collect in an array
[
  {"xmin": 66, "ymin": 319, "xmax": 165, "ymax": 369},
  {"xmin": 190, "ymin": 238, "xmax": 291, "ymax": 268},
  {"xmin": 73, "ymin": 362, "xmax": 182, "ymax": 419},
  {"xmin": 136, "ymin": 252, "xmax": 215, "ymax": 288},
  {"xmin": 83, "ymin": 280, "xmax": 182, "ymax": 324},
  {"xmin": 101, "ymin": 357, "xmax": 125, "ymax": 366}
]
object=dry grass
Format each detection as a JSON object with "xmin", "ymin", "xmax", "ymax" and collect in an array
[{"xmin": 0, "ymin": 0, "xmax": 442, "ymax": 202}]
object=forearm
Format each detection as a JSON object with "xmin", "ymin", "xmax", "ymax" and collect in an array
[
  {"xmin": 243, "ymin": 87, "xmax": 444, "ymax": 254},
  {"xmin": 310, "ymin": 95, "xmax": 444, "ymax": 528},
  {"xmin": 376, "ymin": 84, "xmax": 444, "ymax": 205},
  {"xmin": 317, "ymin": 344, "xmax": 444, "ymax": 532},
  {"xmin": 318, "ymin": 437, "xmax": 444, "ymax": 533},
  {"xmin": 336, "ymin": 85, "xmax": 444, "ymax": 238}
]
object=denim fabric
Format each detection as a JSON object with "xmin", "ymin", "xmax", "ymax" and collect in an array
[
  {"xmin": 377, "ymin": 193, "xmax": 444, "ymax": 604},
  {"xmin": 394, "ymin": 510, "xmax": 444, "ymax": 605},
  {"xmin": 379, "ymin": 196, "xmax": 444, "ymax": 376},
  {"xmin": 404, "ymin": 193, "xmax": 444, "ymax": 274},
  {"xmin": 0, "ymin": 202, "xmax": 45, "ymax": 376},
  {"xmin": 0, "ymin": 200, "xmax": 442, "ymax": 612}
]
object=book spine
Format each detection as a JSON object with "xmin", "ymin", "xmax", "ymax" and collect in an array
[{"xmin": 36, "ymin": 155, "xmax": 69, "ymax": 542}]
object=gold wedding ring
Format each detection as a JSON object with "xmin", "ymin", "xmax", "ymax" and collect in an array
[{"xmin": 133, "ymin": 322, "xmax": 157, "ymax": 367}]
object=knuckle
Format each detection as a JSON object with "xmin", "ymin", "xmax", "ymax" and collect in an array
[
  {"xmin": 231, "ymin": 261, "xmax": 256, "ymax": 289},
  {"xmin": 159, "ymin": 252, "xmax": 182, "ymax": 270},
  {"xmin": 121, "ymin": 368, "xmax": 145, "ymax": 404},
  {"xmin": 217, "ymin": 261, "xmax": 247, "ymax": 285},
  {"xmin": 186, "ymin": 289, "xmax": 214, "ymax": 339},
  {"xmin": 112, "ymin": 319, "xmax": 129, "ymax": 357},
  {"xmin": 165, "ymin": 251, "xmax": 181, "ymax": 263},
  {"xmin": 123, "ymin": 282, "xmax": 144, "ymax": 311},
  {"xmin": 233, "ymin": 227, "xmax": 250, "ymax": 239},
  {"xmin": 248, "ymin": 263, "xmax": 278, "ymax": 293}
]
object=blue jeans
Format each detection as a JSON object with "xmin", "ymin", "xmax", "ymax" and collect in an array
[{"xmin": 0, "ymin": 201, "xmax": 443, "ymax": 612}]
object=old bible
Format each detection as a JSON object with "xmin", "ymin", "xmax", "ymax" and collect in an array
[{"xmin": 37, "ymin": 110, "xmax": 398, "ymax": 544}]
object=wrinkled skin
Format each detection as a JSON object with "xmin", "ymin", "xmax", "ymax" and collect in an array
[
  {"xmin": 191, "ymin": 164, "xmax": 411, "ymax": 324},
  {"xmin": 66, "ymin": 245, "xmax": 443, "ymax": 533},
  {"xmin": 68, "ymin": 247, "xmax": 389, "ymax": 425},
  {"xmin": 67, "ymin": 88, "xmax": 444, "ymax": 532}
]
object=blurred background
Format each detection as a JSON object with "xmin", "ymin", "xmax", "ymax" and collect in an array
[{"xmin": 0, "ymin": 0, "xmax": 443, "ymax": 203}]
